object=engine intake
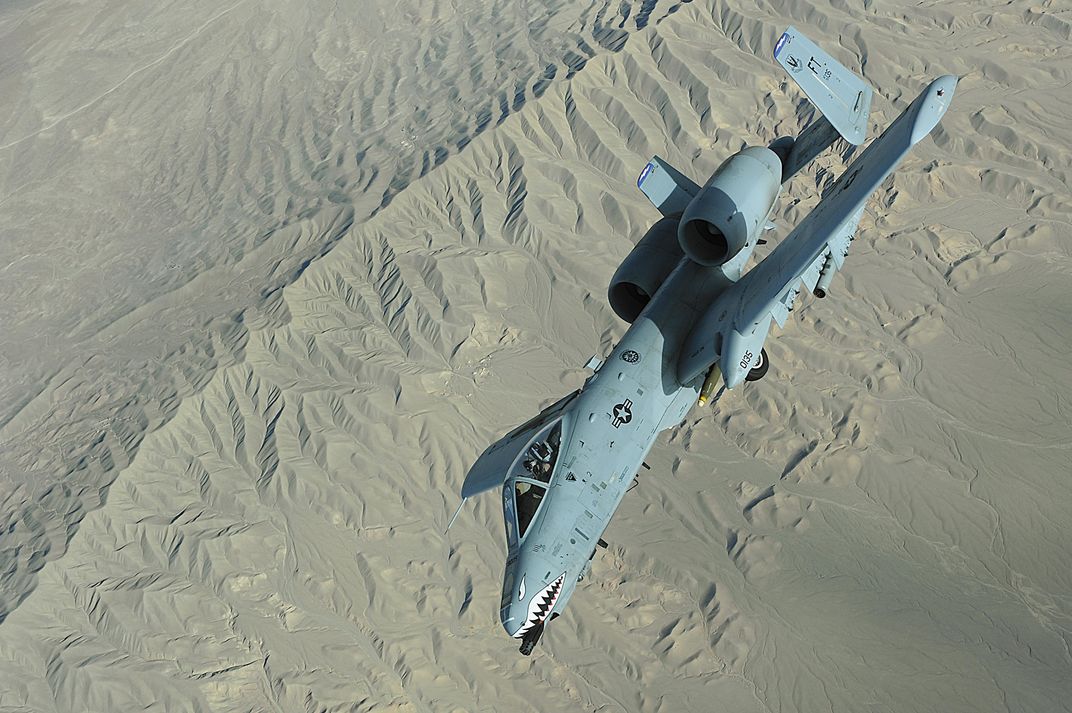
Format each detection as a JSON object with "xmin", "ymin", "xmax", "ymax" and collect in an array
[
  {"xmin": 608, "ymin": 217, "xmax": 684, "ymax": 323},
  {"xmin": 678, "ymin": 147, "xmax": 782, "ymax": 266}
]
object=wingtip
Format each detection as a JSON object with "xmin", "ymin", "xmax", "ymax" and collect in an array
[{"xmin": 909, "ymin": 75, "xmax": 957, "ymax": 144}]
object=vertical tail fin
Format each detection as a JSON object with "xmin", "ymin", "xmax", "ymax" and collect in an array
[{"xmin": 774, "ymin": 27, "xmax": 873, "ymax": 145}]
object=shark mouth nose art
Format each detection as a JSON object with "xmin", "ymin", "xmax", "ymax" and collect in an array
[{"xmin": 513, "ymin": 572, "xmax": 566, "ymax": 638}]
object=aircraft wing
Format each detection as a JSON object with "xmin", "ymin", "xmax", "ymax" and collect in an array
[
  {"xmin": 709, "ymin": 75, "xmax": 957, "ymax": 388},
  {"xmin": 769, "ymin": 205, "xmax": 863, "ymax": 326}
]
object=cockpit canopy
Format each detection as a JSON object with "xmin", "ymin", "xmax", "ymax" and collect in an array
[
  {"xmin": 502, "ymin": 419, "xmax": 562, "ymax": 547},
  {"xmin": 461, "ymin": 391, "xmax": 577, "ymax": 500}
]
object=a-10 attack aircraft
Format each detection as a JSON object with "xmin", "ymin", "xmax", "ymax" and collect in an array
[{"xmin": 453, "ymin": 26, "xmax": 957, "ymax": 655}]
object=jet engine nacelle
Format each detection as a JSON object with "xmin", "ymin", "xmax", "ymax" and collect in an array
[
  {"xmin": 678, "ymin": 146, "xmax": 782, "ymax": 266},
  {"xmin": 608, "ymin": 217, "xmax": 684, "ymax": 323}
]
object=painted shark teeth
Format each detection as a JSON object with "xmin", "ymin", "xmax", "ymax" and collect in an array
[{"xmin": 513, "ymin": 572, "xmax": 566, "ymax": 638}]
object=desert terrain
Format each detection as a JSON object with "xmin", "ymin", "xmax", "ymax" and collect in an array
[{"xmin": 1, "ymin": 0, "xmax": 1070, "ymax": 711}]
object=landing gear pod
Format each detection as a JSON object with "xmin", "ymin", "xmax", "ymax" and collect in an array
[{"xmin": 745, "ymin": 348, "xmax": 769, "ymax": 382}]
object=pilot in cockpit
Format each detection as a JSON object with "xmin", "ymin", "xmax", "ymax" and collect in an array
[{"xmin": 523, "ymin": 439, "xmax": 556, "ymax": 483}]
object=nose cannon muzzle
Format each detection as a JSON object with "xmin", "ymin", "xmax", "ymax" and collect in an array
[{"xmin": 501, "ymin": 571, "xmax": 566, "ymax": 653}]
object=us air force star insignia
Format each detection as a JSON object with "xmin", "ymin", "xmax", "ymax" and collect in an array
[
  {"xmin": 611, "ymin": 399, "xmax": 633, "ymax": 428},
  {"xmin": 620, "ymin": 350, "xmax": 641, "ymax": 364}
]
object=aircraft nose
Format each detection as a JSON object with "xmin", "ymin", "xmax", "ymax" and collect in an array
[
  {"xmin": 500, "ymin": 568, "xmax": 532, "ymax": 637},
  {"xmin": 501, "ymin": 571, "xmax": 566, "ymax": 639}
]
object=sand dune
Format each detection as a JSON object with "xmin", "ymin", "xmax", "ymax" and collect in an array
[
  {"xmin": 1, "ymin": 0, "xmax": 1071, "ymax": 710},
  {"xmin": 0, "ymin": 0, "xmax": 689, "ymax": 620}
]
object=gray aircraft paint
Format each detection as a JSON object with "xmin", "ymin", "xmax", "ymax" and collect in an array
[
  {"xmin": 679, "ymin": 74, "xmax": 958, "ymax": 388},
  {"xmin": 458, "ymin": 26, "xmax": 957, "ymax": 653},
  {"xmin": 496, "ymin": 256, "xmax": 733, "ymax": 640}
]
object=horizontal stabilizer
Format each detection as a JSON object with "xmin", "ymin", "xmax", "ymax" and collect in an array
[
  {"xmin": 637, "ymin": 156, "xmax": 699, "ymax": 217},
  {"xmin": 774, "ymin": 27, "xmax": 873, "ymax": 145}
]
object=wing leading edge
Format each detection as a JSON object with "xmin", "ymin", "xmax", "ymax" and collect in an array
[
  {"xmin": 734, "ymin": 75, "xmax": 956, "ymax": 333},
  {"xmin": 677, "ymin": 75, "xmax": 957, "ymax": 388},
  {"xmin": 726, "ymin": 76, "xmax": 956, "ymax": 387}
]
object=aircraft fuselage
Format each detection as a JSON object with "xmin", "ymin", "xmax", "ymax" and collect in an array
[
  {"xmin": 477, "ymin": 24, "xmax": 957, "ymax": 657},
  {"xmin": 500, "ymin": 255, "xmax": 738, "ymax": 646}
]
